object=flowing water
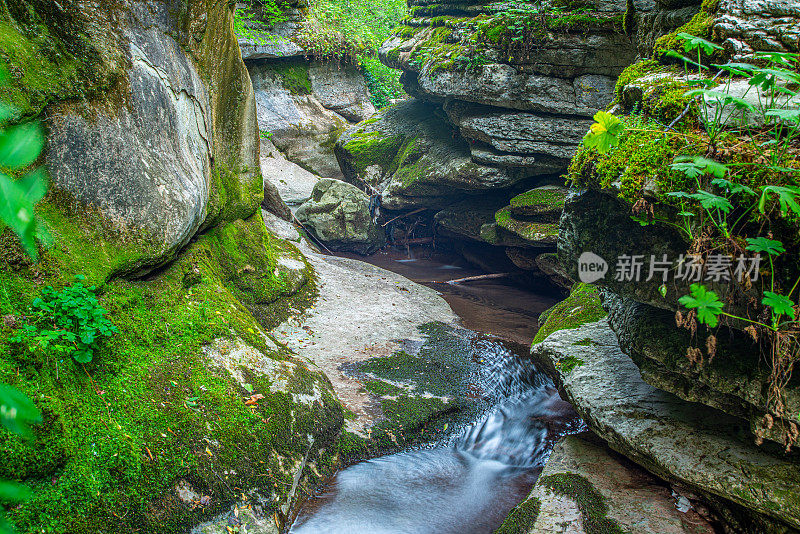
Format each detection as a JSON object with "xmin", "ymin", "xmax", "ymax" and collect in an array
[{"xmin": 290, "ymin": 248, "xmax": 580, "ymax": 534}]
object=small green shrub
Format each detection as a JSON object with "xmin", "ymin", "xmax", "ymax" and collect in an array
[
  {"xmin": 359, "ymin": 55, "xmax": 404, "ymax": 108},
  {"xmin": 233, "ymin": 1, "xmax": 286, "ymax": 44},
  {"xmin": 12, "ymin": 276, "xmax": 117, "ymax": 364}
]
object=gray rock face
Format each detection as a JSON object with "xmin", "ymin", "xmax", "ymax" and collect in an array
[
  {"xmin": 604, "ymin": 294, "xmax": 799, "ymax": 447},
  {"xmin": 516, "ymin": 434, "xmax": 715, "ymax": 534},
  {"xmin": 295, "ymin": 179, "xmax": 386, "ymax": 254},
  {"xmin": 49, "ymin": 27, "xmax": 210, "ymax": 262},
  {"xmin": 249, "ymin": 61, "xmax": 348, "ymax": 179},
  {"xmin": 715, "ymin": 0, "xmax": 800, "ymax": 61},
  {"xmin": 531, "ymin": 319, "xmax": 800, "ymax": 533},
  {"xmin": 416, "ymin": 66, "xmax": 617, "ymax": 116},
  {"xmin": 335, "ymin": 100, "xmax": 531, "ymax": 210},
  {"xmin": 309, "ymin": 62, "xmax": 377, "ymax": 123},
  {"xmin": 445, "ymin": 101, "xmax": 592, "ymax": 169},
  {"xmin": 46, "ymin": 1, "xmax": 261, "ymax": 272}
]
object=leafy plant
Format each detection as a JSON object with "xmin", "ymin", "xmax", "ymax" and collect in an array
[
  {"xmin": 0, "ymin": 68, "xmax": 49, "ymax": 260},
  {"xmin": 233, "ymin": 1, "xmax": 286, "ymax": 45},
  {"xmin": 583, "ymin": 111, "xmax": 624, "ymax": 152},
  {"xmin": 12, "ymin": 276, "xmax": 118, "ymax": 364},
  {"xmin": 581, "ymin": 33, "xmax": 800, "ymax": 448},
  {"xmin": 679, "ymin": 283, "xmax": 724, "ymax": 327}
]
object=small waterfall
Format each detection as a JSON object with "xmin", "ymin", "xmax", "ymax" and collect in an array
[{"xmin": 290, "ymin": 337, "xmax": 582, "ymax": 534}]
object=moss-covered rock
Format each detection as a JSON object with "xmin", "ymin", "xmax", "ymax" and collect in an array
[
  {"xmin": 0, "ymin": 210, "xmax": 340, "ymax": 534},
  {"xmin": 0, "ymin": 0, "xmax": 265, "ymax": 273},
  {"xmin": 335, "ymin": 100, "xmax": 526, "ymax": 210},
  {"xmin": 532, "ymin": 283, "xmax": 606, "ymax": 346},
  {"xmin": 295, "ymin": 178, "xmax": 386, "ymax": 255}
]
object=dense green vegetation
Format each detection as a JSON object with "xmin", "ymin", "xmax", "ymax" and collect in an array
[{"xmin": 234, "ymin": 0, "xmax": 406, "ymax": 107}]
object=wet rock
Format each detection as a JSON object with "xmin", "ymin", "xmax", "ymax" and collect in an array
[
  {"xmin": 604, "ymin": 294, "xmax": 800, "ymax": 447},
  {"xmin": 295, "ymin": 179, "xmax": 386, "ymax": 254},
  {"xmin": 531, "ymin": 319, "xmax": 800, "ymax": 532},
  {"xmin": 508, "ymin": 434, "xmax": 715, "ymax": 534},
  {"xmin": 434, "ymin": 196, "xmax": 509, "ymax": 242},
  {"xmin": 271, "ymin": 240, "xmax": 459, "ymax": 435}
]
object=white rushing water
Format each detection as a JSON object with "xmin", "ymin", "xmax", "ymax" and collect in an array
[{"xmin": 290, "ymin": 338, "xmax": 582, "ymax": 534}]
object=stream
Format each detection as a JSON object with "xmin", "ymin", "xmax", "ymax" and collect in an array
[{"xmin": 289, "ymin": 248, "xmax": 582, "ymax": 534}]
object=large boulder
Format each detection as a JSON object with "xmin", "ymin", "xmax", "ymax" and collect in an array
[
  {"xmin": 308, "ymin": 62, "xmax": 376, "ymax": 123},
  {"xmin": 532, "ymin": 319, "xmax": 800, "ymax": 533},
  {"xmin": 295, "ymin": 179, "xmax": 386, "ymax": 254},
  {"xmin": 29, "ymin": 0, "xmax": 263, "ymax": 274},
  {"xmin": 260, "ymin": 138, "xmax": 320, "ymax": 207},
  {"xmin": 335, "ymin": 100, "xmax": 532, "ymax": 210}
]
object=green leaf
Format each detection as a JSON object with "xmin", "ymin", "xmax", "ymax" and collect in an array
[
  {"xmin": 670, "ymin": 156, "xmax": 727, "ymax": 179},
  {"xmin": 677, "ymin": 32, "xmax": 722, "ymax": 55},
  {"xmin": 0, "ymin": 168, "xmax": 48, "ymax": 261},
  {"xmin": 762, "ymin": 291, "xmax": 796, "ymax": 321},
  {"xmin": 746, "ymin": 237, "xmax": 785, "ymax": 256},
  {"xmin": 755, "ymin": 51, "xmax": 800, "ymax": 67},
  {"xmin": 764, "ymin": 109, "xmax": 800, "ymax": 124},
  {"xmin": 582, "ymin": 111, "xmax": 624, "ymax": 154},
  {"xmin": 679, "ymin": 283, "xmax": 724, "ymax": 328},
  {"xmin": 758, "ymin": 185, "xmax": 800, "ymax": 217},
  {"xmin": 0, "ymin": 121, "xmax": 44, "ymax": 170},
  {"xmin": 0, "ymin": 481, "xmax": 31, "ymax": 504},
  {"xmin": 689, "ymin": 190, "xmax": 733, "ymax": 213},
  {"xmin": 665, "ymin": 50, "xmax": 707, "ymax": 70},
  {"xmin": 711, "ymin": 178, "xmax": 755, "ymax": 197},
  {"xmin": 712, "ymin": 62, "xmax": 756, "ymax": 77},
  {"xmin": 0, "ymin": 384, "xmax": 41, "ymax": 438}
]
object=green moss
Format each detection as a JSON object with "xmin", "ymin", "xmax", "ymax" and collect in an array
[
  {"xmin": 0, "ymin": 220, "xmax": 339, "ymax": 532},
  {"xmin": 567, "ymin": 117, "xmax": 697, "ymax": 202},
  {"xmin": 557, "ymin": 355, "xmax": 586, "ymax": 373},
  {"xmin": 0, "ymin": 190, "xmax": 164, "ymax": 304},
  {"xmin": 573, "ymin": 337, "xmax": 596, "ymax": 347},
  {"xmin": 0, "ymin": 4, "xmax": 123, "ymax": 120},
  {"xmin": 494, "ymin": 497, "xmax": 541, "ymax": 534},
  {"xmin": 653, "ymin": 0, "xmax": 721, "ymax": 60},
  {"xmin": 613, "ymin": 59, "xmax": 661, "ymax": 98},
  {"xmin": 342, "ymin": 322, "xmax": 479, "ymax": 459},
  {"xmin": 539, "ymin": 473, "xmax": 627, "ymax": 534},
  {"xmin": 509, "ymin": 188, "xmax": 567, "ymax": 212},
  {"xmin": 532, "ymin": 284, "xmax": 606, "ymax": 345},
  {"xmin": 341, "ymin": 131, "xmax": 405, "ymax": 176},
  {"xmin": 494, "ymin": 208, "xmax": 559, "ymax": 242},
  {"xmin": 204, "ymin": 160, "xmax": 264, "ymax": 229},
  {"xmin": 363, "ymin": 379, "xmax": 406, "ymax": 397},
  {"xmin": 269, "ymin": 61, "xmax": 312, "ymax": 95}
]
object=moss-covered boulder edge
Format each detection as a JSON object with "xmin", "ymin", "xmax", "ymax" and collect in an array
[{"xmin": 0, "ymin": 2, "xmax": 350, "ymax": 533}]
